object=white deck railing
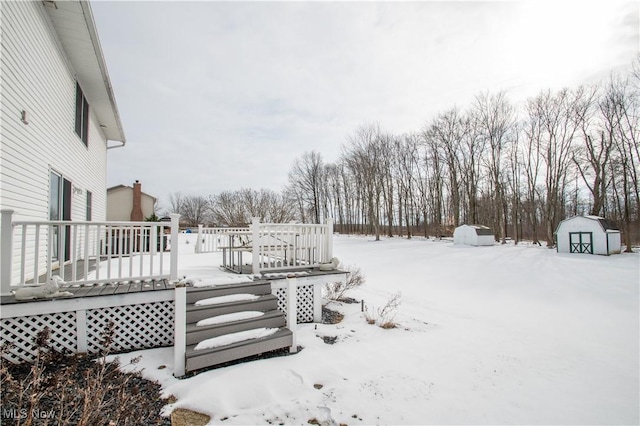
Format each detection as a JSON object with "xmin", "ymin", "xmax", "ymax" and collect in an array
[
  {"xmin": 195, "ymin": 219, "xmax": 333, "ymax": 275},
  {"xmin": 194, "ymin": 226, "xmax": 251, "ymax": 253},
  {"xmin": 0, "ymin": 210, "xmax": 180, "ymax": 295},
  {"xmin": 252, "ymin": 218, "xmax": 333, "ymax": 274}
]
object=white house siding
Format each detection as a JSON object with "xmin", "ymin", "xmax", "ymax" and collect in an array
[
  {"xmin": 107, "ymin": 187, "xmax": 156, "ymax": 221},
  {"xmin": 1, "ymin": 1, "xmax": 108, "ymax": 283},
  {"xmin": 107, "ymin": 189, "xmax": 132, "ymax": 221}
]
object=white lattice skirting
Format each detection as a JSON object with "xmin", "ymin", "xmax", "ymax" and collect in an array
[
  {"xmin": 274, "ymin": 284, "xmax": 316, "ymax": 323},
  {"xmin": 86, "ymin": 302, "xmax": 174, "ymax": 354},
  {"xmin": 1, "ymin": 296, "xmax": 174, "ymax": 364},
  {"xmin": 1, "ymin": 311, "xmax": 78, "ymax": 363},
  {"xmin": 2, "ymin": 274, "xmax": 345, "ymax": 364}
]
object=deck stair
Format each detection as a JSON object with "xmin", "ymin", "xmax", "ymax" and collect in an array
[{"xmin": 183, "ymin": 280, "xmax": 292, "ymax": 373}]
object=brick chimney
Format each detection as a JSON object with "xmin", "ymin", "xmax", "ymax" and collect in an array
[{"xmin": 130, "ymin": 180, "xmax": 144, "ymax": 221}]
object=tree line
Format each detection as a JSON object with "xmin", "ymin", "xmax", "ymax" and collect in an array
[{"xmin": 166, "ymin": 62, "xmax": 640, "ymax": 251}]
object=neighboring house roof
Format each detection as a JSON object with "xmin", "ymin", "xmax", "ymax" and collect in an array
[
  {"xmin": 44, "ymin": 0, "xmax": 125, "ymax": 143},
  {"xmin": 107, "ymin": 185, "xmax": 157, "ymax": 202}
]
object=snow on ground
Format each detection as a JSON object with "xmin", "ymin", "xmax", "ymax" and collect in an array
[{"xmin": 112, "ymin": 234, "xmax": 639, "ymax": 425}]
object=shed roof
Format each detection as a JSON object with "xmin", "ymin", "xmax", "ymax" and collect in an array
[
  {"xmin": 458, "ymin": 224, "xmax": 494, "ymax": 236},
  {"xmin": 470, "ymin": 225, "xmax": 494, "ymax": 236},
  {"xmin": 584, "ymin": 215, "xmax": 619, "ymax": 231},
  {"xmin": 556, "ymin": 215, "xmax": 620, "ymax": 233}
]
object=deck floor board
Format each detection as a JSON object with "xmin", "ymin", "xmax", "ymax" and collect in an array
[{"xmin": 1, "ymin": 279, "xmax": 172, "ymax": 305}]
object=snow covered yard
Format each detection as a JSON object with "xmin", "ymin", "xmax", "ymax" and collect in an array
[{"xmin": 114, "ymin": 235, "xmax": 639, "ymax": 425}]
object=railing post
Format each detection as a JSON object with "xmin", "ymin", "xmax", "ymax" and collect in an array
[
  {"xmin": 1, "ymin": 210, "xmax": 15, "ymax": 295},
  {"xmin": 173, "ymin": 283, "xmax": 186, "ymax": 377},
  {"xmin": 325, "ymin": 218, "xmax": 333, "ymax": 261},
  {"xmin": 170, "ymin": 213, "xmax": 180, "ymax": 281},
  {"xmin": 252, "ymin": 217, "xmax": 260, "ymax": 277},
  {"xmin": 286, "ymin": 276, "xmax": 298, "ymax": 353},
  {"xmin": 195, "ymin": 224, "xmax": 203, "ymax": 254}
]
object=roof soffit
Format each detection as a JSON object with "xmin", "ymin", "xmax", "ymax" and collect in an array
[{"xmin": 43, "ymin": 0, "xmax": 125, "ymax": 142}]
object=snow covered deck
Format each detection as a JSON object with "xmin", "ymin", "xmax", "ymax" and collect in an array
[
  {"xmin": 0, "ymin": 230, "xmax": 347, "ymax": 366},
  {"xmin": 0, "ymin": 278, "xmax": 175, "ymax": 305}
]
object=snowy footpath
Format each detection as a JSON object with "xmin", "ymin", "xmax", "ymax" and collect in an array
[{"xmin": 113, "ymin": 235, "xmax": 639, "ymax": 425}]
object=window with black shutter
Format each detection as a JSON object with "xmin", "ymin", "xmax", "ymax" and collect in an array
[{"xmin": 75, "ymin": 82, "xmax": 89, "ymax": 145}]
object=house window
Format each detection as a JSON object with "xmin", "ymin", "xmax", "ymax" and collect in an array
[
  {"xmin": 75, "ymin": 82, "xmax": 89, "ymax": 145},
  {"xmin": 86, "ymin": 191, "xmax": 92, "ymax": 221}
]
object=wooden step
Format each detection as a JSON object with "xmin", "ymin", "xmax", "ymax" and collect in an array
[
  {"xmin": 186, "ymin": 294, "xmax": 279, "ymax": 323},
  {"xmin": 185, "ymin": 328, "xmax": 293, "ymax": 372},
  {"xmin": 185, "ymin": 280, "xmax": 271, "ymax": 304},
  {"xmin": 185, "ymin": 310, "xmax": 286, "ymax": 345}
]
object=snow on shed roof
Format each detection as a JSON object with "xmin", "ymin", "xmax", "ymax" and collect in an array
[
  {"xmin": 581, "ymin": 215, "xmax": 619, "ymax": 231},
  {"xmin": 459, "ymin": 224, "xmax": 494, "ymax": 235},
  {"xmin": 557, "ymin": 215, "xmax": 619, "ymax": 232}
]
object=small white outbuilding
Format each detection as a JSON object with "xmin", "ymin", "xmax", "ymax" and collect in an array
[
  {"xmin": 555, "ymin": 215, "xmax": 621, "ymax": 255},
  {"xmin": 453, "ymin": 224, "xmax": 495, "ymax": 246}
]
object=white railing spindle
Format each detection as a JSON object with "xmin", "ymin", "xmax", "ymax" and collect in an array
[{"xmin": 3, "ymin": 217, "xmax": 181, "ymax": 290}]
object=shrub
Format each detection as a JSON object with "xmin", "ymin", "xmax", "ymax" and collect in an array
[
  {"xmin": 0, "ymin": 323, "xmax": 170, "ymax": 426},
  {"xmin": 324, "ymin": 265, "xmax": 365, "ymax": 302},
  {"xmin": 364, "ymin": 292, "xmax": 402, "ymax": 329}
]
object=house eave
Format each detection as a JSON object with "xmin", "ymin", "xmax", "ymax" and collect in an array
[{"xmin": 44, "ymin": 0, "xmax": 126, "ymax": 143}]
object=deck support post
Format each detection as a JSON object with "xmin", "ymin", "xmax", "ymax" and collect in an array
[
  {"xmin": 173, "ymin": 283, "xmax": 186, "ymax": 377},
  {"xmin": 313, "ymin": 283, "xmax": 322, "ymax": 323},
  {"xmin": 287, "ymin": 276, "xmax": 298, "ymax": 353},
  {"xmin": 169, "ymin": 213, "xmax": 180, "ymax": 281},
  {"xmin": 1, "ymin": 210, "xmax": 14, "ymax": 296},
  {"xmin": 252, "ymin": 217, "xmax": 260, "ymax": 278},
  {"xmin": 76, "ymin": 309, "xmax": 88, "ymax": 353}
]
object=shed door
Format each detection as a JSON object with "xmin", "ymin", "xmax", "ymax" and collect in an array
[{"xmin": 569, "ymin": 232, "xmax": 593, "ymax": 254}]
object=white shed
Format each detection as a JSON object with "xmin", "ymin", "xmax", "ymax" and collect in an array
[
  {"xmin": 555, "ymin": 216, "xmax": 621, "ymax": 255},
  {"xmin": 453, "ymin": 224, "xmax": 495, "ymax": 246}
]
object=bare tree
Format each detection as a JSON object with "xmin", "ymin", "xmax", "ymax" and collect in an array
[
  {"xmin": 573, "ymin": 84, "xmax": 612, "ymax": 216},
  {"xmin": 288, "ymin": 151, "xmax": 325, "ymax": 223},
  {"xmin": 521, "ymin": 98, "xmax": 544, "ymax": 244},
  {"xmin": 180, "ymin": 195, "xmax": 211, "ymax": 227},
  {"xmin": 166, "ymin": 192, "xmax": 184, "ymax": 216},
  {"xmin": 394, "ymin": 133, "xmax": 422, "ymax": 238},
  {"xmin": 264, "ymin": 189, "xmax": 296, "ymax": 223},
  {"xmin": 343, "ymin": 124, "xmax": 385, "ymax": 240},
  {"xmin": 527, "ymin": 89, "xmax": 583, "ymax": 246},
  {"xmin": 471, "ymin": 91, "xmax": 515, "ymax": 243},
  {"xmin": 211, "ymin": 188, "xmax": 295, "ymax": 226},
  {"xmin": 210, "ymin": 191, "xmax": 245, "ymax": 225},
  {"xmin": 602, "ymin": 74, "xmax": 640, "ymax": 252},
  {"xmin": 424, "ymin": 108, "xmax": 468, "ymax": 227}
]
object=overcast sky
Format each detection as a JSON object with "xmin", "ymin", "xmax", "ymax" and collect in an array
[{"xmin": 91, "ymin": 1, "xmax": 639, "ymax": 211}]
